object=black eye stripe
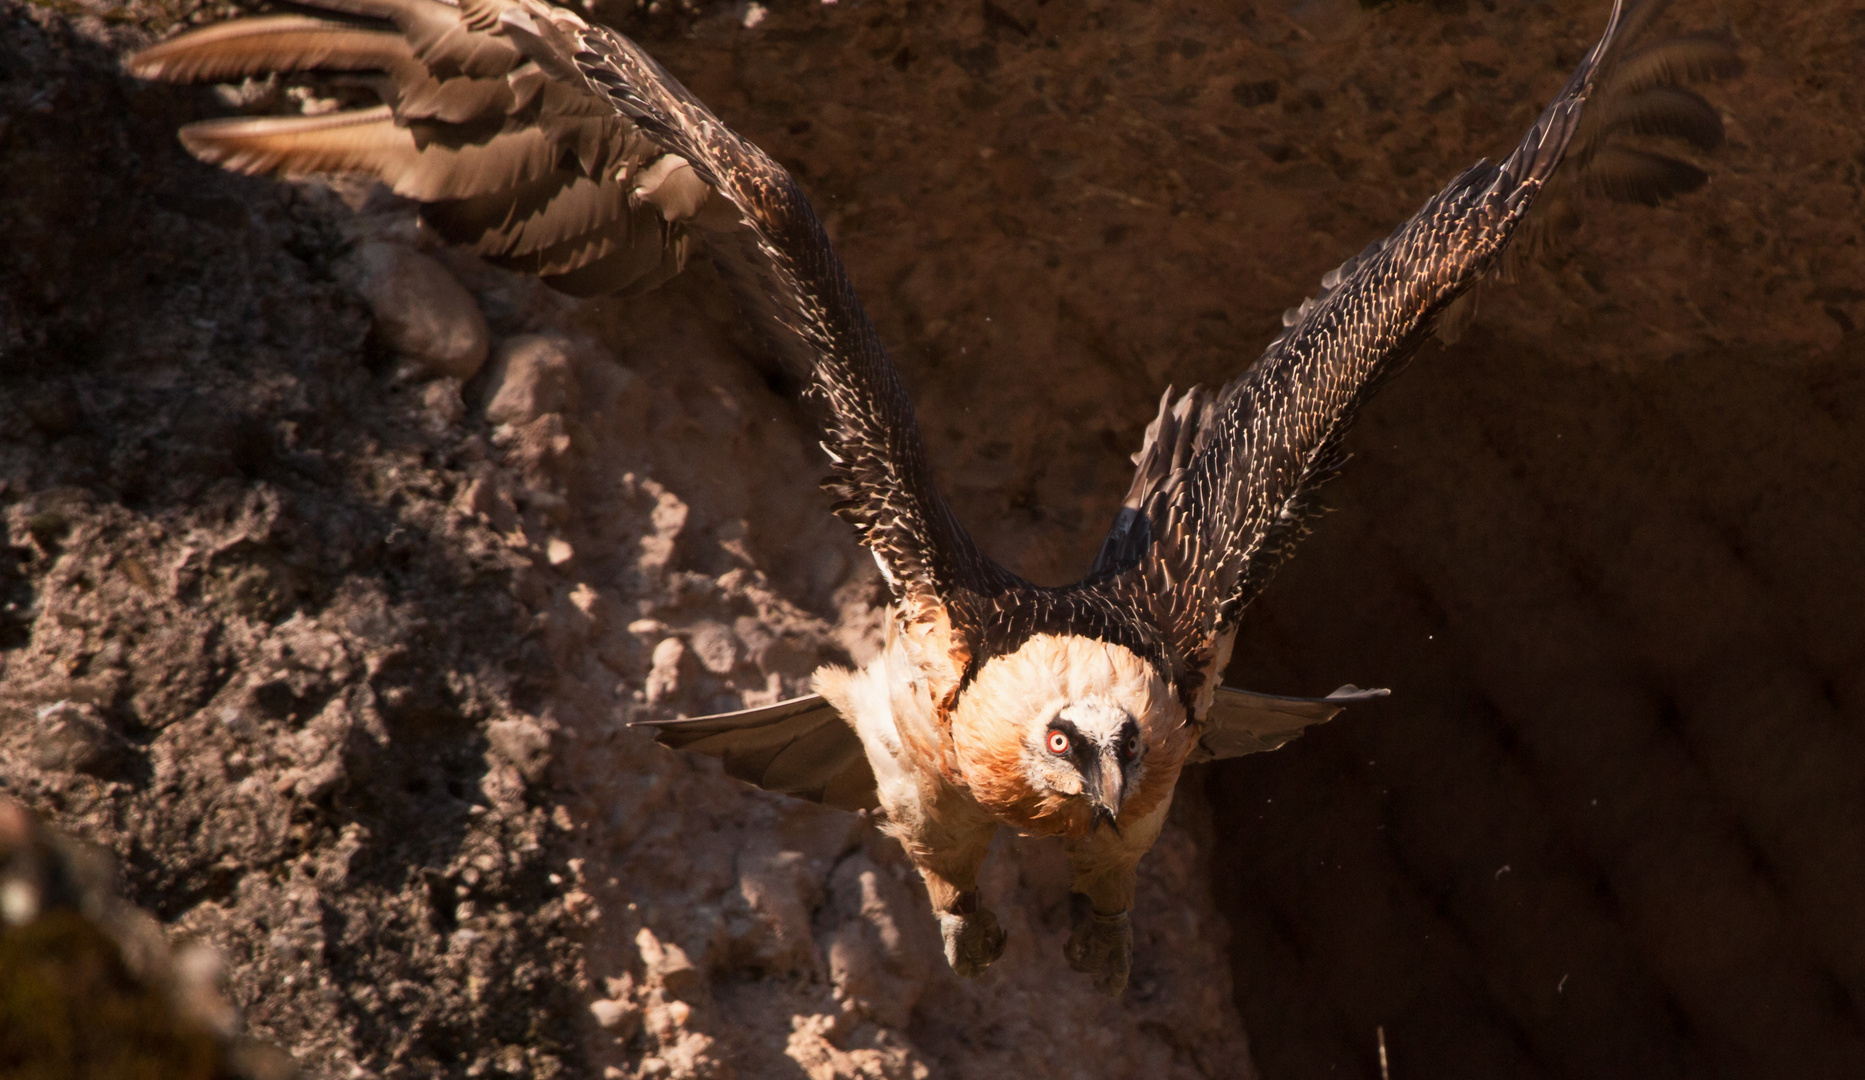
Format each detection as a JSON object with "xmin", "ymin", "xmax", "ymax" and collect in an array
[{"xmin": 1045, "ymin": 717, "xmax": 1143, "ymax": 765}]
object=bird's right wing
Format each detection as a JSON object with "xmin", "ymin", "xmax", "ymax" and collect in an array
[
  {"xmin": 1095, "ymin": 1, "xmax": 1737, "ymax": 576},
  {"xmin": 127, "ymin": 0, "xmax": 711, "ymax": 296},
  {"xmin": 500, "ymin": 6, "xmax": 1027, "ymax": 640},
  {"xmin": 132, "ymin": 0, "xmax": 1023, "ymax": 659}
]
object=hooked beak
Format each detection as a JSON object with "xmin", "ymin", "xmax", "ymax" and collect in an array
[{"xmin": 1085, "ymin": 751, "xmax": 1125, "ymax": 835}]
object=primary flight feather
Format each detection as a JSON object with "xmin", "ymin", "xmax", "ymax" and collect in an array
[{"xmin": 129, "ymin": 0, "xmax": 1732, "ymax": 995}]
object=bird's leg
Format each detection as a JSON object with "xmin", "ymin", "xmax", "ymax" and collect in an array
[
  {"xmin": 935, "ymin": 888, "xmax": 1006, "ymax": 980},
  {"xmin": 905, "ymin": 813, "xmax": 1004, "ymax": 979},
  {"xmin": 821, "ymin": 638, "xmax": 1007, "ymax": 977},
  {"xmin": 1064, "ymin": 891, "xmax": 1132, "ymax": 997},
  {"xmin": 1061, "ymin": 796, "xmax": 1171, "ymax": 996}
]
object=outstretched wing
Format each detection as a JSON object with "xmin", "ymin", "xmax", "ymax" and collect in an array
[
  {"xmin": 633, "ymin": 695, "xmax": 878, "ymax": 811},
  {"xmin": 498, "ymin": 6, "xmax": 1025, "ymax": 634},
  {"xmin": 1099, "ymin": 0, "xmax": 1638, "ymax": 711},
  {"xmin": 131, "ymin": 0, "xmax": 1021, "ymax": 645}
]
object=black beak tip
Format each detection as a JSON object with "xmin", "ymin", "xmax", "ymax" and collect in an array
[{"xmin": 1092, "ymin": 805, "xmax": 1122, "ymax": 837}]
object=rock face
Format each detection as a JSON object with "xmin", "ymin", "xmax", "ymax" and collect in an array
[{"xmin": 1, "ymin": 0, "xmax": 1860, "ymax": 1079}]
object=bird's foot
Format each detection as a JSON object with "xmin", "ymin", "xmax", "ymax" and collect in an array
[
  {"xmin": 937, "ymin": 894, "xmax": 1006, "ymax": 979},
  {"xmin": 1064, "ymin": 892, "xmax": 1131, "ymax": 997}
]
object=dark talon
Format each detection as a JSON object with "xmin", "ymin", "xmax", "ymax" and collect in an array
[
  {"xmin": 1064, "ymin": 892, "xmax": 1132, "ymax": 997},
  {"xmin": 939, "ymin": 904, "xmax": 1007, "ymax": 979}
]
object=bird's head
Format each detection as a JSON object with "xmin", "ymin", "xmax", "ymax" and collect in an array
[
  {"xmin": 949, "ymin": 634, "xmax": 1190, "ymax": 836},
  {"xmin": 1024, "ymin": 700, "xmax": 1143, "ymax": 834}
]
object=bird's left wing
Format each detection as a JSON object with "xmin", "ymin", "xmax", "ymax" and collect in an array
[
  {"xmin": 633, "ymin": 695, "xmax": 879, "ymax": 811},
  {"xmin": 1188, "ymin": 684, "xmax": 1389, "ymax": 763},
  {"xmin": 1095, "ymin": 0, "xmax": 1637, "ymax": 712}
]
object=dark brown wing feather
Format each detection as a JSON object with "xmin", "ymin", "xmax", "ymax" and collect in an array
[
  {"xmin": 500, "ymin": 8, "xmax": 1026, "ymax": 627},
  {"xmin": 134, "ymin": 0, "xmax": 1025, "ymax": 664},
  {"xmin": 1491, "ymin": 10, "xmax": 1740, "ymax": 286},
  {"xmin": 634, "ymin": 695, "xmax": 878, "ymax": 811},
  {"xmin": 1610, "ymin": 28, "xmax": 1747, "ymax": 93},
  {"xmin": 1086, "ymin": 0, "xmax": 1641, "ymax": 708},
  {"xmin": 126, "ymin": 0, "xmax": 694, "ymax": 297},
  {"xmin": 1089, "ymin": 385, "xmax": 1213, "ymax": 580}
]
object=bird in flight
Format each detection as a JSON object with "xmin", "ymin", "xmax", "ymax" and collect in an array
[{"xmin": 130, "ymin": 0, "xmax": 1732, "ymax": 995}]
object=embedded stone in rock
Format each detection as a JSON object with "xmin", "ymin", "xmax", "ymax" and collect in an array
[
  {"xmin": 482, "ymin": 334, "xmax": 582, "ymax": 428},
  {"xmin": 822, "ymin": 851, "xmax": 938, "ymax": 1031},
  {"xmin": 419, "ymin": 377, "xmax": 466, "ymax": 431},
  {"xmin": 351, "ymin": 242, "xmax": 489, "ymax": 381},
  {"xmin": 645, "ymin": 638, "xmax": 689, "ymax": 705},
  {"xmin": 30, "ymin": 701, "xmax": 126, "ymax": 777},
  {"xmin": 634, "ymin": 927, "xmax": 702, "ymax": 1000},
  {"xmin": 578, "ymin": 357, "xmax": 647, "ymax": 432},
  {"xmin": 486, "ymin": 717, "xmax": 552, "ymax": 785},
  {"xmin": 734, "ymin": 616, "xmax": 816, "ymax": 682},
  {"xmin": 588, "ymin": 997, "xmax": 640, "ymax": 1038},
  {"xmin": 687, "ymin": 621, "xmax": 739, "ymax": 676},
  {"xmin": 725, "ymin": 850, "xmax": 820, "ymax": 974}
]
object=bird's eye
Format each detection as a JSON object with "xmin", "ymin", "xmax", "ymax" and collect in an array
[
  {"xmin": 1047, "ymin": 730, "xmax": 1071, "ymax": 755},
  {"xmin": 1120, "ymin": 732, "xmax": 1139, "ymax": 759}
]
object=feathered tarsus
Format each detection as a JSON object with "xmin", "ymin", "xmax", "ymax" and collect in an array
[{"xmin": 129, "ymin": 0, "xmax": 1734, "ymax": 996}]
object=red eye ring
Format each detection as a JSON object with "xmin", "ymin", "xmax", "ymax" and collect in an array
[{"xmin": 1047, "ymin": 730, "xmax": 1071, "ymax": 755}]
